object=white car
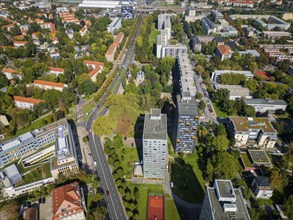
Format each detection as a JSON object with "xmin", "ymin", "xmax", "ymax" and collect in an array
[{"xmin": 94, "ymin": 161, "xmax": 97, "ymax": 167}]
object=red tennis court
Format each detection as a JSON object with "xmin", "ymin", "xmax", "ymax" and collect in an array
[{"xmin": 147, "ymin": 195, "xmax": 164, "ymax": 220}]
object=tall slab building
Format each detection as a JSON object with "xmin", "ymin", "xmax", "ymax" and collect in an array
[{"xmin": 143, "ymin": 109, "xmax": 168, "ymax": 180}]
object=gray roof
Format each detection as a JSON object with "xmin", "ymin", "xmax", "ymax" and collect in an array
[
  {"xmin": 177, "ymin": 95, "xmax": 199, "ymax": 116},
  {"xmin": 207, "ymin": 187, "xmax": 250, "ymax": 220},
  {"xmin": 216, "ymin": 180, "xmax": 234, "ymax": 198},
  {"xmin": 143, "ymin": 109, "xmax": 167, "ymax": 140},
  {"xmin": 4, "ymin": 164, "xmax": 22, "ymax": 185},
  {"xmin": 244, "ymin": 98, "xmax": 287, "ymax": 106},
  {"xmin": 254, "ymin": 176, "xmax": 271, "ymax": 187},
  {"xmin": 215, "ymin": 85, "xmax": 251, "ymax": 97}
]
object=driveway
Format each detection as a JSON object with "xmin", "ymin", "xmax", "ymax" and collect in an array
[{"xmin": 39, "ymin": 196, "xmax": 52, "ymax": 220}]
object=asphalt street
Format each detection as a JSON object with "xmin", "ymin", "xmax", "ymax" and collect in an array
[{"xmin": 84, "ymin": 15, "xmax": 144, "ymax": 220}]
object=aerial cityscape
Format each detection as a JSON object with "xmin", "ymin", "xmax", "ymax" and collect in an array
[{"xmin": 0, "ymin": 0, "xmax": 292, "ymax": 220}]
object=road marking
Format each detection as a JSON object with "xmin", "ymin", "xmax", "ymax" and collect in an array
[{"xmin": 92, "ymin": 134, "xmax": 120, "ymax": 220}]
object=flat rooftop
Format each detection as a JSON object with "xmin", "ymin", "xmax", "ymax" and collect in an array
[
  {"xmin": 240, "ymin": 152, "xmax": 253, "ymax": 168},
  {"xmin": 244, "ymin": 98, "xmax": 287, "ymax": 106},
  {"xmin": 230, "ymin": 116, "xmax": 276, "ymax": 133},
  {"xmin": 143, "ymin": 109, "xmax": 167, "ymax": 140},
  {"xmin": 248, "ymin": 150, "xmax": 271, "ymax": 165},
  {"xmin": 208, "ymin": 188, "xmax": 250, "ymax": 220},
  {"xmin": 215, "ymin": 84, "xmax": 251, "ymax": 97},
  {"xmin": 216, "ymin": 179, "xmax": 234, "ymax": 198}
]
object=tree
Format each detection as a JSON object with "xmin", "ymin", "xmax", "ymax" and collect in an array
[
  {"xmin": 1, "ymin": 201, "xmax": 19, "ymax": 220},
  {"xmin": 244, "ymin": 105, "xmax": 255, "ymax": 117},
  {"xmin": 134, "ymin": 187, "xmax": 140, "ymax": 200},
  {"xmin": 198, "ymin": 100, "xmax": 206, "ymax": 112},
  {"xmin": 209, "ymin": 135, "xmax": 229, "ymax": 151},
  {"xmin": 212, "ymin": 152, "xmax": 238, "ymax": 179},
  {"xmin": 213, "ymin": 89, "xmax": 230, "ymax": 104},
  {"xmin": 283, "ymin": 195, "xmax": 293, "ymax": 220},
  {"xmin": 269, "ymin": 168, "xmax": 288, "ymax": 190},
  {"xmin": 196, "ymin": 92, "xmax": 203, "ymax": 99},
  {"xmin": 244, "ymin": 79, "xmax": 258, "ymax": 92}
]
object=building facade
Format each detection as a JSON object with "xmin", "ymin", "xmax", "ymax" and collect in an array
[
  {"xmin": 251, "ymin": 176, "xmax": 273, "ymax": 199},
  {"xmin": 175, "ymin": 53, "xmax": 199, "ymax": 153},
  {"xmin": 201, "ymin": 17, "xmax": 216, "ymax": 35},
  {"xmin": 244, "ymin": 98, "xmax": 287, "ymax": 113},
  {"xmin": 14, "ymin": 96, "xmax": 44, "ymax": 110},
  {"xmin": 143, "ymin": 109, "xmax": 168, "ymax": 180},
  {"xmin": 228, "ymin": 117, "xmax": 278, "ymax": 149},
  {"xmin": 107, "ymin": 17, "xmax": 121, "ymax": 34},
  {"xmin": 211, "ymin": 70, "xmax": 254, "ymax": 82},
  {"xmin": 33, "ymin": 80, "xmax": 67, "ymax": 92}
]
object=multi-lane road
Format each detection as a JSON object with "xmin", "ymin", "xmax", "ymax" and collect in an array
[{"xmin": 84, "ymin": 15, "xmax": 144, "ymax": 220}]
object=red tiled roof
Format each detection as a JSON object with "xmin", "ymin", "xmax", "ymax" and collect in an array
[
  {"xmin": 49, "ymin": 67, "xmax": 64, "ymax": 72},
  {"xmin": 217, "ymin": 45, "xmax": 231, "ymax": 55},
  {"xmin": 255, "ymin": 71, "xmax": 269, "ymax": 80},
  {"xmin": 85, "ymin": 20, "xmax": 91, "ymax": 27},
  {"xmin": 23, "ymin": 207, "xmax": 37, "ymax": 220},
  {"xmin": 34, "ymin": 80, "xmax": 66, "ymax": 88},
  {"xmin": 147, "ymin": 196, "xmax": 164, "ymax": 220},
  {"xmin": 80, "ymin": 26, "xmax": 87, "ymax": 33},
  {"xmin": 83, "ymin": 60, "xmax": 105, "ymax": 67},
  {"xmin": 0, "ymin": 46, "xmax": 16, "ymax": 49},
  {"xmin": 114, "ymin": 32, "xmax": 124, "ymax": 44},
  {"xmin": 106, "ymin": 43, "xmax": 118, "ymax": 56},
  {"xmin": 52, "ymin": 182, "xmax": 84, "ymax": 220},
  {"xmin": 89, "ymin": 66, "xmax": 101, "ymax": 77},
  {"xmin": 14, "ymin": 96, "xmax": 44, "ymax": 104},
  {"xmin": 2, "ymin": 68, "xmax": 16, "ymax": 74},
  {"xmin": 49, "ymin": 13, "xmax": 54, "ymax": 20}
]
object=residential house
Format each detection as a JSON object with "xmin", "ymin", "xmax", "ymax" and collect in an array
[
  {"xmin": 251, "ymin": 176, "xmax": 273, "ymax": 199},
  {"xmin": 14, "ymin": 96, "xmax": 44, "ymax": 110},
  {"xmin": 2, "ymin": 68, "xmax": 21, "ymax": 80},
  {"xmin": 13, "ymin": 41, "xmax": 28, "ymax": 47},
  {"xmin": 79, "ymin": 26, "xmax": 87, "ymax": 36},
  {"xmin": 33, "ymin": 80, "xmax": 68, "ymax": 92},
  {"xmin": 216, "ymin": 45, "xmax": 232, "ymax": 61},
  {"xmin": 107, "ymin": 17, "xmax": 121, "ymax": 34},
  {"xmin": 48, "ymin": 67, "xmax": 64, "ymax": 75}
]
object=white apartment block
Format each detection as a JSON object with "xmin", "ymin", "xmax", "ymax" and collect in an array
[
  {"xmin": 228, "ymin": 117, "xmax": 278, "ymax": 149},
  {"xmin": 33, "ymin": 80, "xmax": 68, "ymax": 92},
  {"xmin": 14, "ymin": 96, "xmax": 44, "ymax": 110},
  {"xmin": 244, "ymin": 98, "xmax": 287, "ymax": 113},
  {"xmin": 143, "ymin": 109, "xmax": 168, "ymax": 180}
]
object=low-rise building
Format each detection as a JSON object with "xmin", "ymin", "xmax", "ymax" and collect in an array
[
  {"xmin": 228, "ymin": 116, "xmax": 278, "ymax": 149},
  {"xmin": 2, "ymin": 67, "xmax": 21, "ymax": 80},
  {"xmin": 107, "ymin": 17, "xmax": 121, "ymax": 34},
  {"xmin": 14, "ymin": 96, "xmax": 44, "ymax": 110},
  {"xmin": 0, "ymin": 114, "xmax": 9, "ymax": 126},
  {"xmin": 244, "ymin": 98, "xmax": 287, "ymax": 113},
  {"xmin": 33, "ymin": 80, "xmax": 68, "ymax": 92},
  {"xmin": 105, "ymin": 32, "xmax": 124, "ymax": 62},
  {"xmin": 251, "ymin": 176, "xmax": 273, "ymax": 199},
  {"xmin": 243, "ymin": 26, "xmax": 255, "ymax": 37},
  {"xmin": 13, "ymin": 41, "xmax": 28, "ymax": 47},
  {"xmin": 263, "ymin": 31, "xmax": 292, "ymax": 39},
  {"xmin": 52, "ymin": 182, "xmax": 86, "ymax": 220},
  {"xmin": 220, "ymin": 26, "xmax": 238, "ymax": 37},
  {"xmin": 48, "ymin": 67, "xmax": 64, "ymax": 75},
  {"xmin": 211, "ymin": 70, "xmax": 254, "ymax": 82},
  {"xmin": 83, "ymin": 60, "xmax": 104, "ymax": 70},
  {"xmin": 255, "ymin": 16, "xmax": 290, "ymax": 31},
  {"xmin": 239, "ymin": 50, "xmax": 260, "ymax": 58},
  {"xmin": 79, "ymin": 25, "xmax": 87, "ymax": 36},
  {"xmin": 0, "ymin": 164, "xmax": 23, "ymax": 188},
  {"xmin": 214, "ymin": 84, "xmax": 252, "ymax": 100},
  {"xmin": 201, "ymin": 17, "xmax": 216, "ymax": 35},
  {"xmin": 216, "ymin": 45, "xmax": 232, "ymax": 61},
  {"xmin": 199, "ymin": 179, "xmax": 250, "ymax": 220},
  {"xmin": 211, "ymin": 10, "xmax": 224, "ymax": 21},
  {"xmin": 248, "ymin": 150, "xmax": 272, "ymax": 166}
]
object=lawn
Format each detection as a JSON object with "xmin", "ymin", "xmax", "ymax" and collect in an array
[
  {"xmin": 82, "ymin": 101, "xmax": 95, "ymax": 115},
  {"xmin": 149, "ymin": 23, "xmax": 160, "ymax": 46},
  {"xmin": 128, "ymin": 184, "xmax": 164, "ymax": 219},
  {"xmin": 117, "ymin": 146, "xmax": 139, "ymax": 179},
  {"xmin": 6, "ymin": 114, "xmax": 53, "ymax": 140},
  {"xmin": 171, "ymin": 153, "xmax": 205, "ymax": 203},
  {"xmin": 19, "ymin": 162, "xmax": 52, "ymax": 186},
  {"xmin": 165, "ymin": 194, "xmax": 181, "ymax": 220},
  {"xmin": 212, "ymin": 102, "xmax": 229, "ymax": 118}
]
